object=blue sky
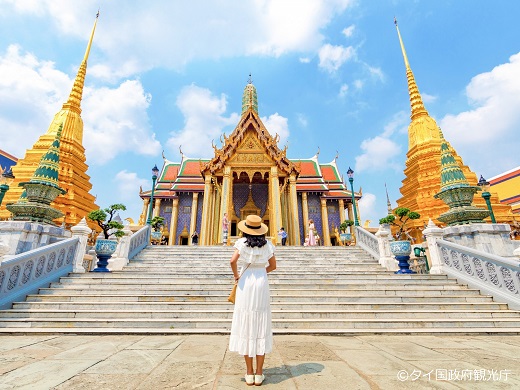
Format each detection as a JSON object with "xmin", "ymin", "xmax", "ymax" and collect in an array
[{"xmin": 1, "ymin": 0, "xmax": 519, "ymax": 226}]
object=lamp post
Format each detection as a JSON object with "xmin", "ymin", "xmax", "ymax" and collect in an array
[
  {"xmin": 146, "ymin": 165, "xmax": 159, "ymax": 225},
  {"xmin": 347, "ymin": 167, "xmax": 359, "ymax": 226},
  {"xmin": 478, "ymin": 175, "xmax": 496, "ymax": 223},
  {"xmin": 0, "ymin": 168, "xmax": 15, "ymax": 206}
]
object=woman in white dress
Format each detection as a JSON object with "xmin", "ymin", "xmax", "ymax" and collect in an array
[{"xmin": 229, "ymin": 215, "xmax": 277, "ymax": 386}]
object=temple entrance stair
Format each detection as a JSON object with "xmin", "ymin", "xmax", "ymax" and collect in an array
[{"xmin": 0, "ymin": 246, "xmax": 519, "ymax": 334}]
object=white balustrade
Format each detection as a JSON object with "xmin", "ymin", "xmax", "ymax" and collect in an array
[{"xmin": 355, "ymin": 226, "xmax": 380, "ymax": 260}]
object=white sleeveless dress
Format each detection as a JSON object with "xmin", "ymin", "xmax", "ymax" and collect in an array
[{"xmin": 228, "ymin": 238, "xmax": 274, "ymax": 357}]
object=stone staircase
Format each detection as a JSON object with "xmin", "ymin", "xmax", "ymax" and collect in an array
[{"xmin": 0, "ymin": 245, "xmax": 519, "ymax": 334}]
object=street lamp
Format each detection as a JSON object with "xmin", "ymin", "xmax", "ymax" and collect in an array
[
  {"xmin": 347, "ymin": 167, "xmax": 359, "ymax": 226},
  {"xmin": 477, "ymin": 175, "xmax": 496, "ymax": 223},
  {"xmin": 0, "ymin": 168, "xmax": 15, "ymax": 206},
  {"xmin": 146, "ymin": 164, "xmax": 160, "ymax": 225}
]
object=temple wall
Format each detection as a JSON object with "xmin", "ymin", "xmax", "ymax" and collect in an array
[
  {"xmin": 175, "ymin": 193, "xmax": 192, "ymax": 244},
  {"xmin": 298, "ymin": 193, "xmax": 304, "ymax": 244},
  {"xmin": 195, "ymin": 193, "xmax": 204, "ymax": 235},
  {"xmin": 327, "ymin": 199, "xmax": 341, "ymax": 233},
  {"xmin": 159, "ymin": 199, "xmax": 173, "ymax": 230},
  {"xmin": 307, "ymin": 194, "xmax": 322, "ymax": 244}
]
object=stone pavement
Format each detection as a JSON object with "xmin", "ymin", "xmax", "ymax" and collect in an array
[{"xmin": 0, "ymin": 335, "xmax": 519, "ymax": 389}]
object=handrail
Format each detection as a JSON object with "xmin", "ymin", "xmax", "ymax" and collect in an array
[
  {"xmin": 355, "ymin": 226, "xmax": 379, "ymax": 260},
  {"xmin": 0, "ymin": 237, "xmax": 79, "ymax": 309},
  {"xmin": 128, "ymin": 224, "xmax": 151, "ymax": 260},
  {"xmin": 436, "ymin": 238, "xmax": 520, "ymax": 309}
]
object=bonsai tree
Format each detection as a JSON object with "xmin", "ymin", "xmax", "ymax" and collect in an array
[
  {"xmin": 379, "ymin": 207, "xmax": 420, "ymax": 241},
  {"xmin": 151, "ymin": 216, "xmax": 165, "ymax": 232},
  {"xmin": 87, "ymin": 203, "xmax": 127, "ymax": 240},
  {"xmin": 339, "ymin": 219, "xmax": 354, "ymax": 233}
]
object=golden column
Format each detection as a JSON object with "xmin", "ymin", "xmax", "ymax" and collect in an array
[
  {"xmin": 338, "ymin": 199, "xmax": 345, "ymax": 222},
  {"xmin": 139, "ymin": 198, "xmax": 149, "ymax": 225},
  {"xmin": 168, "ymin": 197, "xmax": 179, "ymax": 245},
  {"xmin": 154, "ymin": 198, "xmax": 162, "ymax": 219},
  {"xmin": 347, "ymin": 202, "xmax": 354, "ymax": 235},
  {"xmin": 302, "ymin": 192, "xmax": 309, "ymax": 237},
  {"xmin": 219, "ymin": 166, "xmax": 232, "ymax": 245},
  {"xmin": 189, "ymin": 193, "xmax": 199, "ymax": 245},
  {"xmin": 289, "ymin": 173, "xmax": 300, "ymax": 245},
  {"xmin": 320, "ymin": 198, "xmax": 331, "ymax": 246},
  {"xmin": 212, "ymin": 184, "xmax": 221, "ymax": 245},
  {"xmin": 270, "ymin": 166, "xmax": 282, "ymax": 244},
  {"xmin": 200, "ymin": 174, "xmax": 213, "ymax": 245}
]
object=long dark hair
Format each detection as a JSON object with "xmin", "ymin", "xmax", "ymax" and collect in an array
[{"xmin": 243, "ymin": 233, "xmax": 267, "ymax": 248}]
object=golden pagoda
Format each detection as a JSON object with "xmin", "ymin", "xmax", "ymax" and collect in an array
[
  {"xmin": 394, "ymin": 20, "xmax": 513, "ymax": 237},
  {"xmin": 0, "ymin": 14, "xmax": 99, "ymax": 226}
]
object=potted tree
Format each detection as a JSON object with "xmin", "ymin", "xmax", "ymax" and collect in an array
[
  {"xmin": 87, "ymin": 203, "xmax": 126, "ymax": 272},
  {"xmin": 379, "ymin": 207, "xmax": 420, "ymax": 274},
  {"xmin": 150, "ymin": 216, "xmax": 165, "ymax": 244},
  {"xmin": 339, "ymin": 219, "xmax": 354, "ymax": 244}
]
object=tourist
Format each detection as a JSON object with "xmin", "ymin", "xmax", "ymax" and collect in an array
[
  {"xmin": 308, "ymin": 219, "xmax": 316, "ymax": 246},
  {"xmin": 229, "ymin": 214, "xmax": 276, "ymax": 386},
  {"xmin": 191, "ymin": 231, "xmax": 198, "ymax": 245},
  {"xmin": 278, "ymin": 227, "xmax": 287, "ymax": 246},
  {"xmin": 222, "ymin": 213, "xmax": 230, "ymax": 245}
]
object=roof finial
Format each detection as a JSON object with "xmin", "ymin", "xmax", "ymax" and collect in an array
[
  {"xmin": 385, "ymin": 183, "xmax": 393, "ymax": 215},
  {"xmin": 179, "ymin": 145, "xmax": 184, "ymax": 157},
  {"xmin": 248, "ymin": 73, "xmax": 252, "ymax": 84},
  {"xmin": 316, "ymin": 146, "xmax": 320, "ymax": 157},
  {"xmin": 335, "ymin": 150, "xmax": 339, "ymax": 160}
]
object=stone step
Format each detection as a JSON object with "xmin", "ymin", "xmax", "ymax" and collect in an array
[
  {"xmin": 1, "ymin": 317, "xmax": 519, "ymax": 329},
  {"xmin": 47, "ymin": 282, "xmax": 464, "ymax": 290},
  {"xmin": 36, "ymin": 288, "xmax": 483, "ymax": 297},
  {"xmin": 12, "ymin": 301, "xmax": 510, "ymax": 311},
  {"xmin": 1, "ymin": 309, "xmax": 518, "ymax": 320},
  {"xmin": 23, "ymin": 293, "xmax": 495, "ymax": 303}
]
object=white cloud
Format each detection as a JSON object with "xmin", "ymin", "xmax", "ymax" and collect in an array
[
  {"xmin": 82, "ymin": 80, "xmax": 162, "ymax": 164},
  {"xmin": 422, "ymin": 92, "xmax": 437, "ymax": 103},
  {"xmin": 357, "ymin": 192, "xmax": 377, "ymax": 227},
  {"xmin": 299, "ymin": 57, "xmax": 311, "ymax": 63},
  {"xmin": 262, "ymin": 113, "xmax": 290, "ymax": 146},
  {"xmin": 0, "ymin": 44, "xmax": 161, "ymax": 164},
  {"xmin": 355, "ymin": 136, "xmax": 402, "ymax": 173},
  {"xmin": 342, "ymin": 25, "xmax": 355, "ymax": 38},
  {"xmin": 339, "ymin": 83, "xmax": 349, "ymax": 97},
  {"xmin": 1, "ymin": 1, "xmax": 356, "ymax": 77},
  {"xmin": 318, "ymin": 44, "xmax": 355, "ymax": 73},
  {"xmin": 368, "ymin": 65, "xmax": 384, "ymax": 82},
  {"xmin": 353, "ymin": 79, "xmax": 363, "ymax": 89},
  {"xmin": 440, "ymin": 52, "xmax": 520, "ymax": 174},
  {"xmin": 296, "ymin": 113, "xmax": 308, "ymax": 127},
  {"xmin": 166, "ymin": 85, "xmax": 240, "ymax": 157},
  {"xmin": 114, "ymin": 170, "xmax": 149, "ymax": 202},
  {"xmin": 381, "ymin": 111, "xmax": 408, "ymax": 137}
]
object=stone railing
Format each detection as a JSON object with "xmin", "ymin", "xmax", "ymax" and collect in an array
[
  {"xmin": 435, "ymin": 239, "xmax": 520, "ymax": 309},
  {"xmin": 0, "ymin": 237, "xmax": 79, "ymax": 309},
  {"xmin": 355, "ymin": 226, "xmax": 379, "ymax": 259},
  {"xmin": 109, "ymin": 224, "xmax": 151, "ymax": 271}
]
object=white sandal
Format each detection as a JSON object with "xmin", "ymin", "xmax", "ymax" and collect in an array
[
  {"xmin": 245, "ymin": 374, "xmax": 255, "ymax": 386},
  {"xmin": 254, "ymin": 374, "xmax": 265, "ymax": 386}
]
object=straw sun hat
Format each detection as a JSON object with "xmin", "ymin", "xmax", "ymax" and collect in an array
[{"xmin": 237, "ymin": 215, "xmax": 268, "ymax": 236}]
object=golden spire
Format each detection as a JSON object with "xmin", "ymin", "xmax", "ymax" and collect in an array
[
  {"xmin": 64, "ymin": 11, "xmax": 99, "ymax": 112},
  {"xmin": 394, "ymin": 18, "xmax": 428, "ymax": 121}
]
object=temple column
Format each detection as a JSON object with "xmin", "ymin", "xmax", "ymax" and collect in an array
[
  {"xmin": 227, "ymin": 170, "xmax": 234, "ymax": 245},
  {"xmin": 219, "ymin": 167, "xmax": 231, "ymax": 245},
  {"xmin": 139, "ymin": 198, "xmax": 149, "ymax": 225},
  {"xmin": 188, "ymin": 193, "xmax": 199, "ymax": 245},
  {"xmin": 270, "ymin": 166, "xmax": 282, "ymax": 244},
  {"xmin": 338, "ymin": 199, "xmax": 345, "ymax": 222},
  {"xmin": 200, "ymin": 174, "xmax": 213, "ymax": 245},
  {"xmin": 212, "ymin": 184, "xmax": 221, "ymax": 245},
  {"xmin": 168, "ymin": 197, "xmax": 179, "ymax": 245},
  {"xmin": 154, "ymin": 198, "xmax": 162, "ymax": 219},
  {"xmin": 347, "ymin": 202, "xmax": 354, "ymax": 235},
  {"xmin": 289, "ymin": 173, "xmax": 300, "ymax": 246},
  {"xmin": 302, "ymin": 192, "xmax": 309, "ymax": 238},
  {"xmin": 321, "ymin": 198, "xmax": 331, "ymax": 246}
]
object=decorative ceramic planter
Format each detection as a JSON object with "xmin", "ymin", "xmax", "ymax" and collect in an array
[
  {"xmin": 92, "ymin": 239, "xmax": 118, "ymax": 272},
  {"xmin": 389, "ymin": 240, "xmax": 412, "ymax": 256},
  {"xmin": 151, "ymin": 231, "xmax": 162, "ymax": 240},
  {"xmin": 340, "ymin": 233, "xmax": 352, "ymax": 243},
  {"xmin": 389, "ymin": 240, "xmax": 415, "ymax": 274}
]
